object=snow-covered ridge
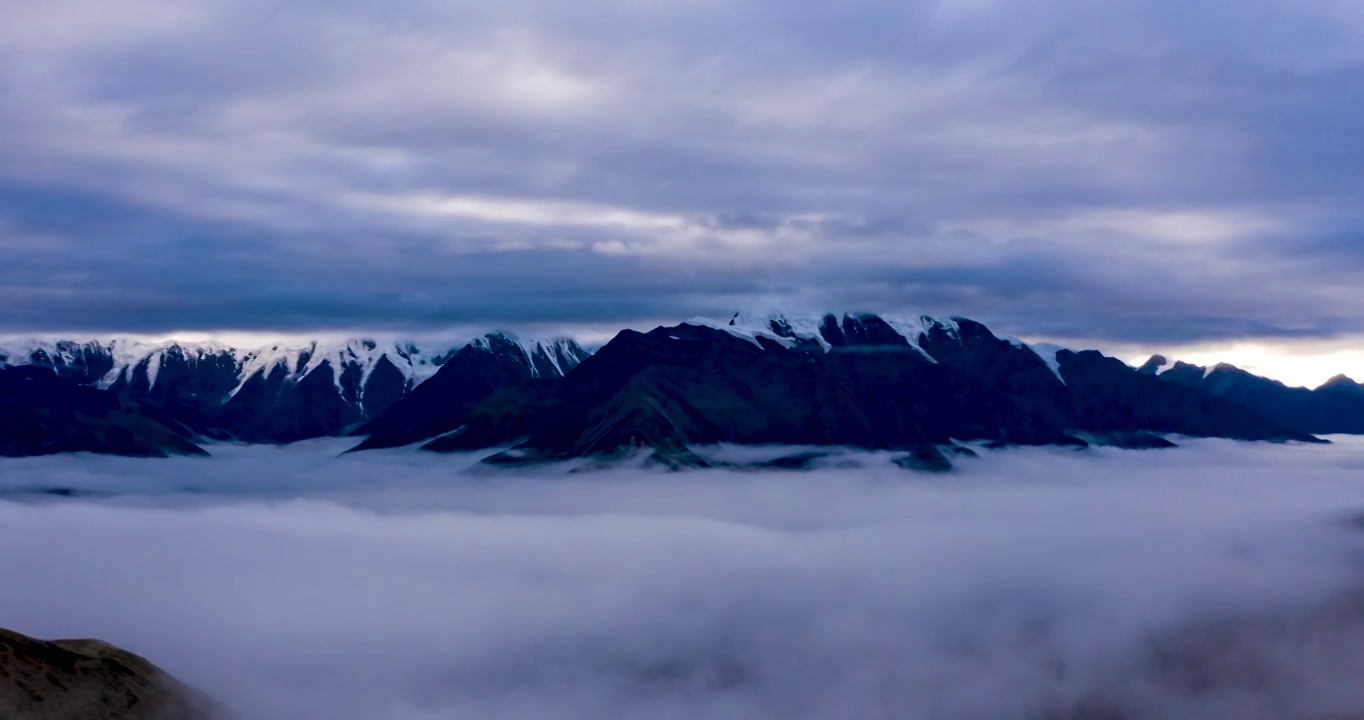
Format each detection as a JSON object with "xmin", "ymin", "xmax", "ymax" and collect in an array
[
  {"xmin": 719, "ymin": 311, "xmax": 833, "ymax": 350},
  {"xmin": 0, "ymin": 336, "xmax": 498, "ymax": 392},
  {"xmin": 0, "ymin": 337, "xmax": 189, "ymax": 387},
  {"xmin": 685, "ymin": 311, "xmax": 1077, "ymax": 383},
  {"xmin": 467, "ymin": 331, "xmax": 586, "ymax": 378},
  {"xmin": 225, "ymin": 339, "xmax": 460, "ymax": 398},
  {"xmin": 686, "ymin": 310, "xmax": 962, "ymax": 361},
  {"xmin": 1, "ymin": 332, "xmax": 590, "ymax": 394},
  {"xmin": 0, "ymin": 338, "xmax": 131, "ymax": 368}
]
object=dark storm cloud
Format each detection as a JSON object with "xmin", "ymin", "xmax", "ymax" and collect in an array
[{"xmin": 1, "ymin": 0, "xmax": 1363, "ymax": 340}]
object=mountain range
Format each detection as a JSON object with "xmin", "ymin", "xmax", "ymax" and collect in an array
[
  {"xmin": 1140, "ymin": 355, "xmax": 1364, "ymax": 434},
  {"xmin": 0, "ymin": 333, "xmax": 586, "ymax": 456},
  {"xmin": 2, "ymin": 311, "xmax": 1359, "ymax": 468}
]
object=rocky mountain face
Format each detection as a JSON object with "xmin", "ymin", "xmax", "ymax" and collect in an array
[
  {"xmin": 0, "ymin": 334, "xmax": 581, "ymax": 446},
  {"xmin": 371, "ymin": 312, "xmax": 1317, "ymax": 469},
  {"xmin": 1140, "ymin": 355, "xmax": 1364, "ymax": 435},
  {"xmin": 350, "ymin": 334, "xmax": 593, "ymax": 450},
  {"xmin": 0, "ymin": 627, "xmax": 223, "ymax": 719}
]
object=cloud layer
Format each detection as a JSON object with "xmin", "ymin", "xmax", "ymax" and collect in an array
[
  {"xmin": 4, "ymin": 439, "xmax": 1364, "ymax": 718},
  {"xmin": 1, "ymin": 0, "xmax": 1363, "ymax": 345}
]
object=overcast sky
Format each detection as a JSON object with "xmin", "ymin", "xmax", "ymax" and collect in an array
[{"xmin": 2, "ymin": 0, "xmax": 1363, "ymax": 384}]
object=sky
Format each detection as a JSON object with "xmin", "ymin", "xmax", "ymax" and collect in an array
[
  {"xmin": 2, "ymin": 0, "xmax": 1364, "ymax": 385},
  {"xmin": 4, "ymin": 438, "xmax": 1364, "ymax": 718}
]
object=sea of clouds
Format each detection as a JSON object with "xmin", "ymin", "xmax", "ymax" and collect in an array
[{"xmin": 4, "ymin": 438, "xmax": 1364, "ymax": 719}]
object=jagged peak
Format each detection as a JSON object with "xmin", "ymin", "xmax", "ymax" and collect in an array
[
  {"xmin": 0, "ymin": 337, "xmax": 174, "ymax": 387},
  {"xmin": 0, "ymin": 337, "xmax": 122, "ymax": 365},
  {"xmin": 1148, "ymin": 357, "xmax": 1303, "ymax": 385},
  {"xmin": 720, "ymin": 311, "xmax": 832, "ymax": 350},
  {"xmin": 3, "ymin": 336, "xmax": 466, "ymax": 397},
  {"xmin": 230, "ymin": 338, "xmax": 466, "ymax": 398},
  {"xmin": 907, "ymin": 314, "xmax": 965, "ymax": 336},
  {"xmin": 1138, "ymin": 355, "xmax": 1169, "ymax": 375},
  {"xmin": 466, "ymin": 331, "xmax": 588, "ymax": 378},
  {"xmin": 999, "ymin": 337, "xmax": 1069, "ymax": 383},
  {"xmin": 4, "ymin": 334, "xmax": 593, "ymax": 393},
  {"xmin": 702, "ymin": 310, "xmax": 962, "ymax": 361}
]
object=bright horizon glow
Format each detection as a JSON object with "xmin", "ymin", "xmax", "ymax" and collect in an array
[{"xmin": 1138, "ymin": 343, "xmax": 1364, "ymax": 390}]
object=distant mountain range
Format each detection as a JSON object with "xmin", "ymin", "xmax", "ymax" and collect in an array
[
  {"xmin": 2, "ymin": 312, "xmax": 1359, "ymax": 468},
  {"xmin": 1140, "ymin": 355, "xmax": 1364, "ymax": 434},
  {"xmin": 0, "ymin": 333, "xmax": 587, "ymax": 456}
]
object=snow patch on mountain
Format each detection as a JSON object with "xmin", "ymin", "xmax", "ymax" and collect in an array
[
  {"xmin": 685, "ymin": 316, "xmax": 766, "ymax": 349},
  {"xmin": 718, "ymin": 310, "xmax": 955, "ymax": 362},
  {"xmin": 0, "ymin": 338, "xmax": 101, "ymax": 368},
  {"xmin": 896, "ymin": 314, "xmax": 963, "ymax": 339},
  {"xmin": 1206, "ymin": 362, "xmax": 1235, "ymax": 379},
  {"xmin": 698, "ymin": 311, "xmax": 825, "ymax": 351},
  {"xmin": 0, "ymin": 337, "xmax": 179, "ymax": 387},
  {"xmin": 132, "ymin": 340, "xmax": 238, "ymax": 391},
  {"xmin": 467, "ymin": 332, "xmax": 585, "ymax": 378},
  {"xmin": 881, "ymin": 315, "xmax": 958, "ymax": 362},
  {"xmin": 229, "ymin": 340, "xmax": 460, "ymax": 398},
  {"xmin": 535, "ymin": 337, "xmax": 588, "ymax": 376},
  {"xmin": 1003, "ymin": 337, "xmax": 1068, "ymax": 383}
]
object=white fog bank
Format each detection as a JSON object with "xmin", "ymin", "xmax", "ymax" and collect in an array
[{"xmin": 3, "ymin": 439, "xmax": 1364, "ymax": 719}]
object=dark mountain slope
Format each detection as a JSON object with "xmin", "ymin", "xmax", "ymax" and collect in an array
[
  {"xmin": 1058, "ymin": 351, "xmax": 1312, "ymax": 441},
  {"xmin": 386, "ymin": 313, "xmax": 1318, "ymax": 467},
  {"xmin": 0, "ymin": 366, "xmax": 207, "ymax": 458},
  {"xmin": 215, "ymin": 361, "xmax": 364, "ymax": 443},
  {"xmin": 351, "ymin": 334, "xmax": 590, "ymax": 451},
  {"xmin": 426, "ymin": 322, "xmax": 960, "ymax": 462},
  {"xmin": 1143, "ymin": 357, "xmax": 1364, "ymax": 435},
  {"xmin": 913, "ymin": 319, "xmax": 1079, "ymax": 445},
  {"xmin": 105, "ymin": 344, "xmax": 244, "ymax": 439}
]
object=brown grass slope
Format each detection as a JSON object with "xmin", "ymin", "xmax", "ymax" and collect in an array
[{"xmin": 0, "ymin": 628, "xmax": 223, "ymax": 720}]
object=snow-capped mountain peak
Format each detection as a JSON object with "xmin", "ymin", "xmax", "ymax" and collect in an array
[
  {"xmin": 225, "ymin": 339, "xmax": 457, "ymax": 399},
  {"xmin": 1, "ymin": 336, "xmax": 471, "ymax": 407},
  {"xmin": 698, "ymin": 311, "xmax": 1078, "ymax": 382},
  {"xmin": 467, "ymin": 331, "xmax": 589, "ymax": 378},
  {"xmin": 1, "ymin": 332, "xmax": 593, "ymax": 444},
  {"xmin": 696, "ymin": 310, "xmax": 961, "ymax": 361},
  {"xmin": 725, "ymin": 310, "xmax": 834, "ymax": 350}
]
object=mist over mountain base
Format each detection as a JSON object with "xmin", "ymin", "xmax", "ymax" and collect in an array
[{"xmin": 3, "ymin": 439, "xmax": 1364, "ymax": 719}]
